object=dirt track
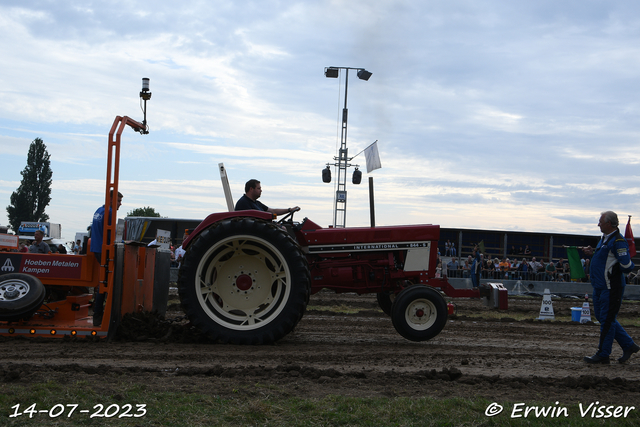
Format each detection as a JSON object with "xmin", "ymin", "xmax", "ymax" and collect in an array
[{"xmin": 2, "ymin": 291, "xmax": 640, "ymax": 406}]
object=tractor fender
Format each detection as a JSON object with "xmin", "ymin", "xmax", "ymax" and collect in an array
[{"xmin": 182, "ymin": 210, "xmax": 273, "ymax": 250}]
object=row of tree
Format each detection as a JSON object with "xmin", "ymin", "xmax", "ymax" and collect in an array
[{"xmin": 5, "ymin": 138, "xmax": 161, "ymax": 234}]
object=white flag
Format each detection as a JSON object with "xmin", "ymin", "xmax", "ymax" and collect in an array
[{"xmin": 364, "ymin": 141, "xmax": 382, "ymax": 173}]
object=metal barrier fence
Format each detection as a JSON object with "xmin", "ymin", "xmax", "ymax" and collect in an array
[{"xmin": 444, "ymin": 268, "xmax": 576, "ymax": 282}]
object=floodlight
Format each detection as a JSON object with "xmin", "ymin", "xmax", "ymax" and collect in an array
[
  {"xmin": 322, "ymin": 166, "xmax": 332, "ymax": 183},
  {"xmin": 352, "ymin": 168, "xmax": 362, "ymax": 185},
  {"xmin": 325, "ymin": 67, "xmax": 339, "ymax": 78},
  {"xmin": 357, "ymin": 69, "xmax": 372, "ymax": 81}
]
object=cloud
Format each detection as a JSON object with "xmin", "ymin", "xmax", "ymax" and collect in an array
[{"xmin": 2, "ymin": 1, "xmax": 640, "ymax": 241}]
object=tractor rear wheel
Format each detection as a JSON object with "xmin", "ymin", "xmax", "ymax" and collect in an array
[
  {"xmin": 391, "ymin": 285, "xmax": 447, "ymax": 341},
  {"xmin": 0, "ymin": 273, "xmax": 46, "ymax": 322},
  {"xmin": 178, "ymin": 217, "xmax": 310, "ymax": 344}
]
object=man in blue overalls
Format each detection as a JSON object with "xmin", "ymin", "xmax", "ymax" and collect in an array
[
  {"xmin": 470, "ymin": 244, "xmax": 482, "ymax": 288},
  {"xmin": 583, "ymin": 211, "xmax": 638, "ymax": 364},
  {"xmin": 90, "ymin": 191, "xmax": 123, "ymax": 327}
]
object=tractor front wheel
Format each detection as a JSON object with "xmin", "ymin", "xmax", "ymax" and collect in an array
[
  {"xmin": 178, "ymin": 218, "xmax": 310, "ymax": 344},
  {"xmin": 391, "ymin": 285, "xmax": 447, "ymax": 341}
]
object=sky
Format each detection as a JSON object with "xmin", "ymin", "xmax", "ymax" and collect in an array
[{"xmin": 1, "ymin": 0, "xmax": 640, "ymax": 241}]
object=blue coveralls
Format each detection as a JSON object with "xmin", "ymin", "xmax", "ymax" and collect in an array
[
  {"xmin": 470, "ymin": 251, "xmax": 482, "ymax": 288},
  {"xmin": 90, "ymin": 205, "xmax": 114, "ymax": 321},
  {"xmin": 590, "ymin": 229, "xmax": 636, "ymax": 357}
]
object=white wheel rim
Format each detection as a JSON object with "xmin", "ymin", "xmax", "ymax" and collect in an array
[
  {"xmin": 404, "ymin": 298, "xmax": 438, "ymax": 331},
  {"xmin": 195, "ymin": 234, "xmax": 291, "ymax": 331},
  {"xmin": 0, "ymin": 279, "xmax": 31, "ymax": 302}
]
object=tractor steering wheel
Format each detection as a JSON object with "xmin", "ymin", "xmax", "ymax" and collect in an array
[{"xmin": 277, "ymin": 207, "xmax": 300, "ymax": 225}]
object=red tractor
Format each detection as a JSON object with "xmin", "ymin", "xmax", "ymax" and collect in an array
[{"xmin": 177, "ymin": 209, "xmax": 480, "ymax": 344}]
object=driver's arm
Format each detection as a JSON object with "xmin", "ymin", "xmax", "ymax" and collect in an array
[{"xmin": 268, "ymin": 206, "xmax": 300, "ymax": 216}]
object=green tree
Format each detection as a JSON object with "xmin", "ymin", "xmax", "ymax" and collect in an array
[
  {"xmin": 127, "ymin": 206, "xmax": 161, "ymax": 217},
  {"xmin": 6, "ymin": 138, "xmax": 53, "ymax": 233}
]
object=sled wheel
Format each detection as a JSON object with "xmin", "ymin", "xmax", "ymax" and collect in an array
[
  {"xmin": 391, "ymin": 285, "xmax": 447, "ymax": 341},
  {"xmin": 376, "ymin": 292, "xmax": 395, "ymax": 316},
  {"xmin": 0, "ymin": 273, "xmax": 46, "ymax": 322},
  {"xmin": 178, "ymin": 217, "xmax": 311, "ymax": 344}
]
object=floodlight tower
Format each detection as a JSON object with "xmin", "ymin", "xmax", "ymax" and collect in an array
[{"xmin": 323, "ymin": 66, "xmax": 372, "ymax": 228}]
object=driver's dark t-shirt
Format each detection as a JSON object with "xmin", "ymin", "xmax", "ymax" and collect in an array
[{"xmin": 235, "ymin": 194, "xmax": 269, "ymax": 212}]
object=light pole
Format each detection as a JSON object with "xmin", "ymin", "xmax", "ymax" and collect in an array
[{"xmin": 323, "ymin": 66, "xmax": 372, "ymax": 228}]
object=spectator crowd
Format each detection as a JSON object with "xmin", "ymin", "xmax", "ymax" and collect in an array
[{"xmin": 435, "ymin": 242, "xmax": 607, "ymax": 283}]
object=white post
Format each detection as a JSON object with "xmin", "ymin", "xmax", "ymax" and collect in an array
[{"xmin": 219, "ymin": 163, "xmax": 234, "ymax": 212}]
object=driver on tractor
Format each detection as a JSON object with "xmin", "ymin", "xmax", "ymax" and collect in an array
[{"xmin": 235, "ymin": 179, "xmax": 300, "ymax": 216}]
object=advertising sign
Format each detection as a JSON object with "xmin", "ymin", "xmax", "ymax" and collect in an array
[
  {"xmin": 0, "ymin": 233, "xmax": 19, "ymax": 250},
  {"xmin": 0, "ymin": 253, "xmax": 83, "ymax": 279},
  {"xmin": 155, "ymin": 229, "xmax": 171, "ymax": 250}
]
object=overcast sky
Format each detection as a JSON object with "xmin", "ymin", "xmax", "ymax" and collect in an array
[{"xmin": 2, "ymin": 0, "xmax": 639, "ymax": 241}]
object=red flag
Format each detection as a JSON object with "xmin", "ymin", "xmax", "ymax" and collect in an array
[{"xmin": 625, "ymin": 216, "xmax": 636, "ymax": 258}]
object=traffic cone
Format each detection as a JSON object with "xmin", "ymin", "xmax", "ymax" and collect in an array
[
  {"xmin": 537, "ymin": 288, "xmax": 555, "ymax": 320},
  {"xmin": 580, "ymin": 293, "xmax": 592, "ymax": 323}
]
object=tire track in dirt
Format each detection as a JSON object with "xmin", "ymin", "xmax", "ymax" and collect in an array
[{"xmin": 2, "ymin": 292, "xmax": 640, "ymax": 404}]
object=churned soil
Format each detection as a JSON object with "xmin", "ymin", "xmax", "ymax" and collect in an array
[{"xmin": 2, "ymin": 290, "xmax": 640, "ymax": 406}]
